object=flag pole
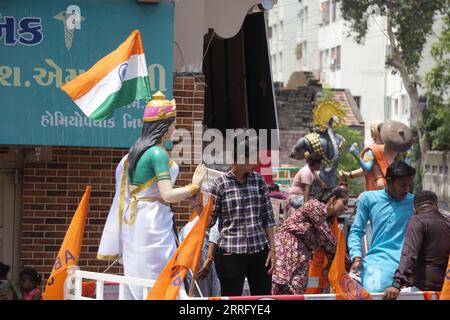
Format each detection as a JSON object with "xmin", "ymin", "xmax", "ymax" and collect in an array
[
  {"xmin": 175, "ymin": 226, "xmax": 203, "ymax": 298},
  {"xmin": 103, "ymin": 256, "xmax": 121, "ymax": 273},
  {"xmin": 187, "ymin": 190, "xmax": 207, "ymax": 298},
  {"xmin": 188, "ymin": 271, "xmax": 198, "ymax": 297}
]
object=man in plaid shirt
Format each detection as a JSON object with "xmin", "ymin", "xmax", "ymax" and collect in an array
[{"xmin": 209, "ymin": 136, "xmax": 276, "ymax": 296}]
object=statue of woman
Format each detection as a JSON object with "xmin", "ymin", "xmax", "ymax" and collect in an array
[{"xmin": 97, "ymin": 91, "xmax": 206, "ymax": 300}]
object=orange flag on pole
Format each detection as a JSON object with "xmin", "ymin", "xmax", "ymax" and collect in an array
[
  {"xmin": 42, "ymin": 186, "xmax": 91, "ymax": 300},
  {"xmin": 147, "ymin": 195, "xmax": 213, "ymax": 300},
  {"xmin": 439, "ymin": 255, "xmax": 450, "ymax": 300},
  {"xmin": 306, "ymin": 217, "xmax": 339, "ymax": 294},
  {"xmin": 328, "ymin": 227, "xmax": 372, "ymax": 300}
]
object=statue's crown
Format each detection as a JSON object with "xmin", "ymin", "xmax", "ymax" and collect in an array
[{"xmin": 143, "ymin": 91, "xmax": 177, "ymax": 122}]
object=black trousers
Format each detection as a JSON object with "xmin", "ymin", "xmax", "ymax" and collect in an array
[{"xmin": 214, "ymin": 247, "xmax": 272, "ymax": 296}]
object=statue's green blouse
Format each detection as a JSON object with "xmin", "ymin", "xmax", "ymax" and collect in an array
[{"xmin": 130, "ymin": 146, "xmax": 171, "ymax": 185}]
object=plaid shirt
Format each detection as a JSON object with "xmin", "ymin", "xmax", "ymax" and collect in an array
[{"xmin": 209, "ymin": 170, "xmax": 275, "ymax": 254}]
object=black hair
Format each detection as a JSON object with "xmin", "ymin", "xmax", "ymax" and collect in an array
[
  {"xmin": 385, "ymin": 161, "xmax": 416, "ymax": 182},
  {"xmin": 127, "ymin": 117, "xmax": 175, "ymax": 183},
  {"xmin": 268, "ymin": 183, "xmax": 280, "ymax": 192},
  {"xmin": 20, "ymin": 268, "xmax": 42, "ymax": 286},
  {"xmin": 414, "ymin": 190, "xmax": 438, "ymax": 207},
  {"xmin": 0, "ymin": 262, "xmax": 10, "ymax": 279},
  {"xmin": 307, "ymin": 152, "xmax": 323, "ymax": 166},
  {"xmin": 318, "ymin": 187, "xmax": 349, "ymax": 204},
  {"xmin": 232, "ymin": 133, "xmax": 258, "ymax": 163}
]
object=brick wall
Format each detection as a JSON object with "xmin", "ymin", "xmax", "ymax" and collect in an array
[
  {"xmin": 22, "ymin": 147, "xmax": 127, "ymax": 279},
  {"xmin": 276, "ymin": 85, "xmax": 321, "ymax": 166},
  {"xmin": 170, "ymin": 74, "xmax": 205, "ymax": 224},
  {"xmin": 275, "ymin": 80, "xmax": 364, "ymax": 167},
  {"xmin": 20, "ymin": 75, "xmax": 205, "ymax": 281}
]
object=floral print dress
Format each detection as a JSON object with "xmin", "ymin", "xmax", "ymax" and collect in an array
[{"xmin": 272, "ymin": 199, "xmax": 337, "ymax": 295}]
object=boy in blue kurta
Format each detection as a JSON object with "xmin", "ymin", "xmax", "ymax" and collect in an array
[{"xmin": 348, "ymin": 161, "xmax": 416, "ymax": 292}]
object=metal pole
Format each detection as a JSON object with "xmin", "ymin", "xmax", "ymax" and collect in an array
[{"xmin": 102, "ymin": 256, "xmax": 121, "ymax": 273}]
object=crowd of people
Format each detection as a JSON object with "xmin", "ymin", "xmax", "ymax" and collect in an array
[
  {"xmin": 199, "ymin": 137, "xmax": 450, "ymax": 299},
  {"xmin": 1, "ymin": 135, "xmax": 449, "ymax": 300}
]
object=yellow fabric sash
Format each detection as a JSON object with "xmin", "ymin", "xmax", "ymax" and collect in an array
[
  {"xmin": 119, "ymin": 160, "xmax": 174, "ymax": 226},
  {"xmin": 124, "ymin": 196, "xmax": 169, "ymax": 225}
]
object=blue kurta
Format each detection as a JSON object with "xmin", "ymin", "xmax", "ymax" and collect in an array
[{"xmin": 348, "ymin": 189, "xmax": 414, "ymax": 292}]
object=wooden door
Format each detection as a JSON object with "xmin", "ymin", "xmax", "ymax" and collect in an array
[{"xmin": 0, "ymin": 173, "xmax": 16, "ymax": 281}]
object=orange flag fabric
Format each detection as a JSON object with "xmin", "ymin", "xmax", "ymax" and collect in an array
[
  {"xmin": 439, "ymin": 255, "xmax": 450, "ymax": 300},
  {"xmin": 306, "ymin": 217, "xmax": 340, "ymax": 294},
  {"xmin": 305, "ymin": 251, "xmax": 329, "ymax": 294},
  {"xmin": 147, "ymin": 195, "xmax": 213, "ymax": 300},
  {"xmin": 328, "ymin": 226, "xmax": 372, "ymax": 300},
  {"xmin": 42, "ymin": 186, "xmax": 91, "ymax": 300}
]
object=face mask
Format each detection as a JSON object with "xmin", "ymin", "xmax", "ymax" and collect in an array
[{"xmin": 162, "ymin": 140, "xmax": 174, "ymax": 151}]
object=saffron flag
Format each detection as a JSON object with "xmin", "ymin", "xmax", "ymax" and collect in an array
[
  {"xmin": 61, "ymin": 30, "xmax": 150, "ymax": 120},
  {"xmin": 328, "ymin": 226, "xmax": 372, "ymax": 300},
  {"xmin": 306, "ymin": 217, "xmax": 340, "ymax": 294},
  {"xmin": 147, "ymin": 195, "xmax": 213, "ymax": 300},
  {"xmin": 439, "ymin": 255, "xmax": 450, "ymax": 300},
  {"xmin": 42, "ymin": 186, "xmax": 91, "ymax": 300}
]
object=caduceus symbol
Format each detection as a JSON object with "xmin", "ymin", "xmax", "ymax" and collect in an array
[{"xmin": 54, "ymin": 5, "xmax": 85, "ymax": 50}]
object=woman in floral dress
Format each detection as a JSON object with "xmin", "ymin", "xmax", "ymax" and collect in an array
[{"xmin": 272, "ymin": 187, "xmax": 349, "ymax": 295}]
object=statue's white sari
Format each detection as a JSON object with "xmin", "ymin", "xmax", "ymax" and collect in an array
[{"xmin": 98, "ymin": 155, "xmax": 179, "ymax": 299}]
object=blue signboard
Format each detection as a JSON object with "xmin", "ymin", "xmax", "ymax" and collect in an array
[{"xmin": 0, "ymin": 0, "xmax": 173, "ymax": 148}]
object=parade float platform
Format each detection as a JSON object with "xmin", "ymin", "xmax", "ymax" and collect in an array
[
  {"xmin": 61, "ymin": 169, "xmax": 446, "ymax": 301},
  {"xmin": 63, "ymin": 266, "xmax": 441, "ymax": 300}
]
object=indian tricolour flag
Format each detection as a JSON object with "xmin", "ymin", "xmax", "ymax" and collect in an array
[{"xmin": 61, "ymin": 30, "xmax": 150, "ymax": 120}]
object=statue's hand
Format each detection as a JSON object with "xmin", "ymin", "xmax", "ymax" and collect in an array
[
  {"xmin": 338, "ymin": 170, "xmax": 348, "ymax": 181},
  {"xmin": 192, "ymin": 163, "xmax": 207, "ymax": 187},
  {"xmin": 350, "ymin": 143, "xmax": 360, "ymax": 158}
]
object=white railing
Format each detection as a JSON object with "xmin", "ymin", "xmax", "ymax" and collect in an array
[
  {"xmin": 64, "ymin": 266, "xmax": 189, "ymax": 300},
  {"xmin": 64, "ymin": 266, "xmax": 439, "ymax": 300},
  {"xmin": 192, "ymin": 291, "xmax": 440, "ymax": 300}
]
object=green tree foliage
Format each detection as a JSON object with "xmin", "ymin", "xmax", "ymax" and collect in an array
[
  {"xmin": 335, "ymin": 125, "xmax": 365, "ymax": 196},
  {"xmin": 316, "ymin": 85, "xmax": 333, "ymax": 104},
  {"xmin": 424, "ymin": 16, "xmax": 450, "ymax": 151},
  {"xmin": 341, "ymin": 0, "xmax": 449, "ymax": 162},
  {"xmin": 341, "ymin": 0, "xmax": 447, "ymax": 75}
]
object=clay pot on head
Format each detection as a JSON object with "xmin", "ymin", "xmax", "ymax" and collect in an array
[{"xmin": 380, "ymin": 120, "xmax": 413, "ymax": 152}]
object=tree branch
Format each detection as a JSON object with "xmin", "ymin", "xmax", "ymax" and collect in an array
[
  {"xmin": 386, "ymin": 13, "xmax": 414, "ymax": 88},
  {"xmin": 385, "ymin": 12, "xmax": 429, "ymax": 158}
]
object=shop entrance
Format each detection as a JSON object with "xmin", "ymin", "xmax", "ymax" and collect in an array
[{"xmin": 0, "ymin": 148, "xmax": 23, "ymax": 281}]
